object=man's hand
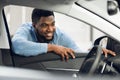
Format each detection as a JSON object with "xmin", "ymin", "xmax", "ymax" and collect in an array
[
  {"xmin": 54, "ymin": 45, "xmax": 75, "ymax": 61},
  {"xmin": 102, "ymin": 48, "xmax": 116, "ymax": 57},
  {"xmin": 48, "ymin": 44, "xmax": 75, "ymax": 61}
]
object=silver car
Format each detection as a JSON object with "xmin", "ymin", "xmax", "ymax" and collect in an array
[{"xmin": 0, "ymin": 0, "xmax": 120, "ymax": 80}]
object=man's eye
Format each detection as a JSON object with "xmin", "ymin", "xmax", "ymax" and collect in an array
[
  {"xmin": 51, "ymin": 23, "xmax": 55, "ymax": 26},
  {"xmin": 40, "ymin": 24, "xmax": 48, "ymax": 27}
]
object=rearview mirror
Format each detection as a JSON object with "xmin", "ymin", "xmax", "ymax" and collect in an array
[{"xmin": 107, "ymin": 0, "xmax": 118, "ymax": 15}]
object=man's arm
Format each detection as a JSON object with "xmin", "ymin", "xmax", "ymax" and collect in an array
[
  {"xmin": 12, "ymin": 24, "xmax": 48, "ymax": 56},
  {"xmin": 12, "ymin": 24, "xmax": 75, "ymax": 61},
  {"xmin": 12, "ymin": 32, "xmax": 75, "ymax": 61},
  {"xmin": 12, "ymin": 38, "xmax": 48, "ymax": 56}
]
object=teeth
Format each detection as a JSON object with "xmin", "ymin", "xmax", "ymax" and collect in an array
[{"xmin": 46, "ymin": 33, "xmax": 52, "ymax": 36}]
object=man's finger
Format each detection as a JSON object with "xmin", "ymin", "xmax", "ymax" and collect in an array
[
  {"xmin": 108, "ymin": 50, "xmax": 116, "ymax": 56},
  {"xmin": 69, "ymin": 49, "xmax": 75, "ymax": 59},
  {"xmin": 102, "ymin": 49, "xmax": 108, "ymax": 57},
  {"xmin": 69, "ymin": 52, "xmax": 75, "ymax": 59},
  {"xmin": 64, "ymin": 52, "xmax": 69, "ymax": 61},
  {"xmin": 102, "ymin": 48, "xmax": 116, "ymax": 57},
  {"xmin": 61, "ymin": 54, "xmax": 65, "ymax": 61},
  {"xmin": 104, "ymin": 52, "xmax": 107, "ymax": 57}
]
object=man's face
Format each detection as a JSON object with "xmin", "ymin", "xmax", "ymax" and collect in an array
[{"xmin": 34, "ymin": 15, "xmax": 56, "ymax": 40}]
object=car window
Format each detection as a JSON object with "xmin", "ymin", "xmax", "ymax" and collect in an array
[{"xmin": 4, "ymin": 5, "xmax": 107, "ymax": 53}]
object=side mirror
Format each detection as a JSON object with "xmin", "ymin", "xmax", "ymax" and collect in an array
[{"xmin": 107, "ymin": 0, "xmax": 118, "ymax": 15}]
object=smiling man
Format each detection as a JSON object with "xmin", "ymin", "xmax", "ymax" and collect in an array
[{"xmin": 12, "ymin": 9, "xmax": 81, "ymax": 61}]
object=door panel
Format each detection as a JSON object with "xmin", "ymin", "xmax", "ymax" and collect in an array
[
  {"xmin": 12, "ymin": 53, "xmax": 87, "ymax": 72},
  {"xmin": 0, "ymin": 49, "xmax": 13, "ymax": 66}
]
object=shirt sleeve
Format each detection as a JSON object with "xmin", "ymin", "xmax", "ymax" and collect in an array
[{"xmin": 12, "ymin": 25, "xmax": 48, "ymax": 56}]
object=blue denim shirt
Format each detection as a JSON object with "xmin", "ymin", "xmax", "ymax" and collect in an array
[{"xmin": 12, "ymin": 22, "xmax": 81, "ymax": 56}]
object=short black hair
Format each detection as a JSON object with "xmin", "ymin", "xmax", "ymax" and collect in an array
[{"xmin": 32, "ymin": 9, "xmax": 54, "ymax": 24}]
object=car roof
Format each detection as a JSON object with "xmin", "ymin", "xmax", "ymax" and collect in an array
[{"xmin": 2, "ymin": 0, "xmax": 76, "ymax": 14}]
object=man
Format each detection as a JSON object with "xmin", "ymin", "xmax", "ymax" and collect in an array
[
  {"xmin": 12, "ymin": 9, "xmax": 81, "ymax": 61},
  {"xmin": 12, "ymin": 9, "xmax": 115, "ymax": 61}
]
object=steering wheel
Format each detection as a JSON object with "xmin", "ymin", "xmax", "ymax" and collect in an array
[{"xmin": 79, "ymin": 45, "xmax": 102, "ymax": 75}]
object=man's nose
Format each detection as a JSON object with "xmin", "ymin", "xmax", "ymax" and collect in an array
[{"xmin": 47, "ymin": 26, "xmax": 53, "ymax": 31}]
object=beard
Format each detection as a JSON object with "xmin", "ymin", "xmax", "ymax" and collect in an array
[{"xmin": 35, "ymin": 30, "xmax": 54, "ymax": 43}]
